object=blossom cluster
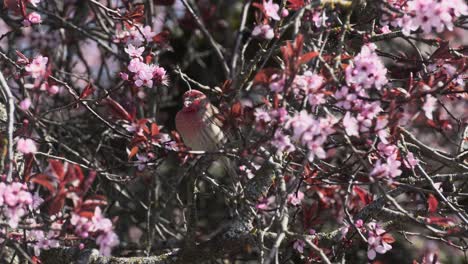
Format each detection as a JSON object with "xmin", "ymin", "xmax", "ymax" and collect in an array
[
  {"xmin": 125, "ymin": 58, "xmax": 166, "ymax": 88},
  {"xmin": 118, "ymin": 25, "xmax": 167, "ymax": 90},
  {"xmin": 345, "ymin": 44, "xmax": 387, "ymax": 90},
  {"xmin": 382, "ymin": 0, "xmax": 468, "ymax": 36},
  {"xmin": 21, "ymin": 0, "xmax": 42, "ymax": 27},
  {"xmin": 285, "ymin": 111, "xmax": 336, "ymax": 161},
  {"xmin": 365, "ymin": 222, "xmax": 393, "ymax": 260},
  {"xmin": 115, "ymin": 25, "xmax": 156, "ymax": 46},
  {"xmin": 71, "ymin": 207, "xmax": 119, "ymax": 256},
  {"xmin": 252, "ymin": 0, "xmax": 288, "ymax": 39},
  {"xmin": 0, "ymin": 182, "xmax": 34, "ymax": 228},
  {"xmin": 27, "ymin": 221, "xmax": 61, "ymax": 256}
]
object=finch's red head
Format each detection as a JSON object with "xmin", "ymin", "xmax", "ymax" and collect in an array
[{"xmin": 181, "ymin": 90, "xmax": 208, "ymax": 112}]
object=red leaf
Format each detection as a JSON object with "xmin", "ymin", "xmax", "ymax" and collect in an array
[
  {"xmin": 49, "ymin": 159, "xmax": 65, "ymax": 181},
  {"xmin": 382, "ymin": 233, "xmax": 395, "ymax": 244},
  {"xmin": 102, "ymin": 98, "xmax": 133, "ymax": 121},
  {"xmin": 81, "ymin": 170, "xmax": 97, "ymax": 194},
  {"xmin": 287, "ymin": 0, "xmax": 305, "ymax": 10},
  {"xmin": 15, "ymin": 50, "xmax": 29, "ymax": 63},
  {"xmin": 353, "ymin": 186, "xmax": 372, "ymax": 205},
  {"xmin": 230, "ymin": 101, "xmax": 243, "ymax": 118},
  {"xmin": 297, "ymin": 51, "xmax": 318, "ymax": 66},
  {"xmin": 30, "ymin": 174, "xmax": 56, "ymax": 194},
  {"xmin": 78, "ymin": 210, "xmax": 94, "ymax": 219},
  {"xmin": 426, "ymin": 216, "xmax": 454, "ymax": 227},
  {"xmin": 48, "ymin": 192, "xmax": 66, "ymax": 215},
  {"xmin": 253, "ymin": 68, "xmax": 280, "ymax": 85},
  {"xmin": 153, "ymin": 30, "xmax": 170, "ymax": 44},
  {"xmin": 23, "ymin": 154, "xmax": 34, "ymax": 179},
  {"xmin": 71, "ymin": 165, "xmax": 85, "ymax": 183},
  {"xmin": 128, "ymin": 146, "xmax": 139, "ymax": 160},
  {"xmin": 4, "ymin": 0, "xmax": 24, "ymax": 16},
  {"xmin": 79, "ymin": 83, "xmax": 95, "ymax": 99},
  {"xmin": 151, "ymin": 123, "xmax": 160, "ymax": 137},
  {"xmin": 427, "ymin": 194, "xmax": 438, "ymax": 213}
]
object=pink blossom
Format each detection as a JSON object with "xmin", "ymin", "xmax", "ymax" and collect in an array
[
  {"xmin": 343, "ymin": 112, "xmax": 359, "ymax": 136},
  {"xmin": 355, "ymin": 219, "xmax": 363, "ymax": 228},
  {"xmin": 312, "ymin": 10, "xmax": 328, "ymax": 28},
  {"xmin": 389, "ymin": 0, "xmax": 467, "ymax": 36},
  {"xmin": 48, "ymin": 85, "xmax": 60, "ymax": 95},
  {"xmin": 254, "ymin": 108, "xmax": 272, "ymax": 124},
  {"xmin": 17, "ymin": 138, "xmax": 38, "ymax": 154},
  {"xmin": 153, "ymin": 66, "xmax": 167, "ymax": 85},
  {"xmin": 403, "ymin": 152, "xmax": 419, "ymax": 169},
  {"xmin": 1, "ymin": 182, "xmax": 33, "ymax": 228},
  {"xmin": 252, "ymin": 24, "xmax": 275, "ymax": 39},
  {"xmin": 335, "ymin": 87, "xmax": 357, "ymax": 110},
  {"xmin": 377, "ymin": 142, "xmax": 397, "ymax": 157},
  {"xmin": 370, "ymin": 154, "xmax": 402, "ymax": 180},
  {"xmin": 135, "ymin": 153, "xmax": 149, "ymax": 171},
  {"xmin": 19, "ymin": 98, "xmax": 32, "ymax": 110},
  {"xmin": 293, "ymin": 240, "xmax": 305, "ymax": 253},
  {"xmin": 29, "ymin": 0, "xmax": 42, "ymax": 6},
  {"xmin": 345, "ymin": 44, "xmax": 388, "ymax": 90},
  {"xmin": 127, "ymin": 58, "xmax": 166, "ymax": 88},
  {"xmin": 287, "ymin": 191, "xmax": 304, "ymax": 206},
  {"xmin": 263, "ymin": 0, "xmax": 280, "ymax": 21},
  {"xmin": 23, "ymin": 12, "xmax": 42, "ymax": 27},
  {"xmin": 96, "ymin": 231, "xmax": 119, "ymax": 256},
  {"xmin": 124, "ymin": 44, "xmax": 144, "ymax": 58},
  {"xmin": 71, "ymin": 214, "xmax": 93, "ymax": 238},
  {"xmin": 92, "ymin": 207, "xmax": 113, "ymax": 232},
  {"xmin": 286, "ymin": 111, "xmax": 335, "ymax": 161},
  {"xmin": 25, "ymin": 55, "xmax": 48, "ymax": 79},
  {"xmin": 422, "ymin": 95, "xmax": 437, "ymax": 120},
  {"xmin": 271, "ymin": 130, "xmax": 296, "ymax": 153},
  {"xmin": 119, "ymin": 25, "xmax": 156, "ymax": 46},
  {"xmin": 366, "ymin": 222, "xmax": 392, "ymax": 260},
  {"xmin": 29, "ymin": 230, "xmax": 60, "ymax": 256}
]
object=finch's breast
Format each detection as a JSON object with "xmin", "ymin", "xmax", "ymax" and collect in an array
[{"xmin": 175, "ymin": 110, "xmax": 225, "ymax": 152}]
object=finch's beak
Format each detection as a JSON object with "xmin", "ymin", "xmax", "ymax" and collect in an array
[{"xmin": 183, "ymin": 98, "xmax": 193, "ymax": 108}]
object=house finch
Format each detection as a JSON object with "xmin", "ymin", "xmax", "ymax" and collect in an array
[{"xmin": 175, "ymin": 90, "xmax": 236, "ymax": 178}]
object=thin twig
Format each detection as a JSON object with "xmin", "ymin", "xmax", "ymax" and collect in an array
[
  {"xmin": 179, "ymin": 0, "xmax": 230, "ymax": 78},
  {"xmin": 0, "ymin": 71, "xmax": 14, "ymax": 181}
]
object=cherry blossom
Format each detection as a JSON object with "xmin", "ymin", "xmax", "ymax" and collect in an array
[
  {"xmin": 403, "ymin": 152, "xmax": 419, "ymax": 169},
  {"xmin": 252, "ymin": 24, "xmax": 275, "ymax": 39},
  {"xmin": 271, "ymin": 130, "xmax": 295, "ymax": 154},
  {"xmin": 422, "ymin": 95, "xmax": 438, "ymax": 120},
  {"xmin": 345, "ymin": 44, "xmax": 388, "ymax": 90},
  {"xmin": 29, "ymin": 0, "xmax": 42, "ymax": 6},
  {"xmin": 286, "ymin": 111, "xmax": 335, "ymax": 161},
  {"xmin": 343, "ymin": 112, "xmax": 359, "ymax": 136},
  {"xmin": 25, "ymin": 55, "xmax": 48, "ymax": 79},
  {"xmin": 125, "ymin": 44, "xmax": 144, "ymax": 58},
  {"xmin": 370, "ymin": 154, "xmax": 402, "ymax": 180},
  {"xmin": 287, "ymin": 191, "xmax": 304, "ymax": 206},
  {"xmin": 263, "ymin": 0, "xmax": 280, "ymax": 21},
  {"xmin": 17, "ymin": 138, "xmax": 38, "ymax": 154},
  {"xmin": 384, "ymin": 0, "xmax": 467, "ymax": 36},
  {"xmin": 293, "ymin": 240, "xmax": 305, "ymax": 253},
  {"xmin": 29, "ymin": 230, "xmax": 60, "ymax": 256},
  {"xmin": 0, "ymin": 182, "xmax": 33, "ymax": 228},
  {"xmin": 366, "ymin": 222, "xmax": 393, "ymax": 260},
  {"xmin": 23, "ymin": 12, "xmax": 42, "ymax": 27},
  {"xmin": 19, "ymin": 98, "xmax": 32, "ymax": 110},
  {"xmin": 127, "ymin": 58, "xmax": 167, "ymax": 88}
]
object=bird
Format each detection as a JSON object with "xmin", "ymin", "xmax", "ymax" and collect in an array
[{"xmin": 175, "ymin": 90, "xmax": 237, "ymax": 178}]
